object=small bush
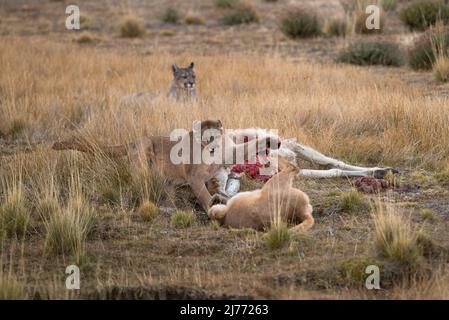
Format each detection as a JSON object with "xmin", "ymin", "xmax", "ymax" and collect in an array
[
  {"xmin": 163, "ymin": 7, "xmax": 180, "ymax": 24},
  {"xmin": 0, "ymin": 186, "xmax": 29, "ymax": 239},
  {"xmin": 265, "ymin": 223, "xmax": 291, "ymax": 249},
  {"xmin": 221, "ymin": 1, "xmax": 259, "ymax": 25},
  {"xmin": 184, "ymin": 11, "xmax": 206, "ymax": 25},
  {"xmin": 138, "ymin": 201, "xmax": 160, "ymax": 222},
  {"xmin": 171, "ymin": 210, "xmax": 195, "ymax": 228},
  {"xmin": 433, "ymin": 56, "xmax": 449, "ymax": 82},
  {"xmin": 381, "ymin": 0, "xmax": 397, "ymax": 12},
  {"xmin": 339, "ymin": 190, "xmax": 371, "ymax": 213},
  {"xmin": 119, "ymin": 16, "xmax": 145, "ymax": 38},
  {"xmin": 216, "ymin": 0, "xmax": 238, "ymax": 9},
  {"xmin": 400, "ymin": 0, "xmax": 449, "ymax": 31},
  {"xmin": 324, "ymin": 18, "xmax": 347, "ymax": 37},
  {"xmin": 281, "ymin": 9, "xmax": 321, "ymax": 38},
  {"xmin": 336, "ymin": 41, "xmax": 404, "ymax": 66},
  {"xmin": 409, "ymin": 27, "xmax": 449, "ymax": 70}
]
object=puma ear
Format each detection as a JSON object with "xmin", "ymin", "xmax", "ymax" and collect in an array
[
  {"xmin": 172, "ymin": 64, "xmax": 179, "ymax": 73},
  {"xmin": 189, "ymin": 62, "xmax": 194, "ymax": 69}
]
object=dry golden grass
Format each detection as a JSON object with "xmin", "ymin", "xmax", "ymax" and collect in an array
[
  {"xmin": 1, "ymin": 38, "xmax": 449, "ymax": 299},
  {"xmin": 0, "ymin": 39, "xmax": 448, "ymax": 168},
  {"xmin": 433, "ymin": 56, "xmax": 449, "ymax": 82}
]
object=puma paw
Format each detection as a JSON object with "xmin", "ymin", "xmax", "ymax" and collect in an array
[{"xmin": 210, "ymin": 194, "xmax": 228, "ymax": 207}]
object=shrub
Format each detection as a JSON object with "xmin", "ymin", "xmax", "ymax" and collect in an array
[
  {"xmin": 119, "ymin": 16, "xmax": 145, "ymax": 38},
  {"xmin": 336, "ymin": 41, "xmax": 404, "ymax": 66},
  {"xmin": 400, "ymin": 0, "xmax": 449, "ymax": 31},
  {"xmin": 171, "ymin": 210, "xmax": 195, "ymax": 228},
  {"xmin": 163, "ymin": 7, "xmax": 180, "ymax": 24},
  {"xmin": 0, "ymin": 185, "xmax": 29, "ymax": 239},
  {"xmin": 324, "ymin": 18, "xmax": 347, "ymax": 37},
  {"xmin": 381, "ymin": 0, "xmax": 397, "ymax": 12},
  {"xmin": 138, "ymin": 201, "xmax": 160, "ymax": 222},
  {"xmin": 433, "ymin": 56, "xmax": 449, "ymax": 81},
  {"xmin": 339, "ymin": 190, "xmax": 371, "ymax": 213},
  {"xmin": 265, "ymin": 223, "xmax": 291, "ymax": 249},
  {"xmin": 281, "ymin": 9, "xmax": 321, "ymax": 38},
  {"xmin": 184, "ymin": 11, "xmax": 205, "ymax": 25},
  {"xmin": 215, "ymin": 0, "xmax": 238, "ymax": 9},
  {"xmin": 221, "ymin": 1, "xmax": 259, "ymax": 25},
  {"xmin": 409, "ymin": 27, "xmax": 449, "ymax": 70}
]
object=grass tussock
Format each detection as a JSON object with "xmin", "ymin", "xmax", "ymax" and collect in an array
[
  {"xmin": 138, "ymin": 201, "xmax": 160, "ymax": 222},
  {"xmin": 36, "ymin": 197, "xmax": 60, "ymax": 221},
  {"xmin": 280, "ymin": 8, "xmax": 321, "ymax": 38},
  {"xmin": 409, "ymin": 25, "xmax": 449, "ymax": 70},
  {"xmin": 433, "ymin": 165, "xmax": 449, "ymax": 185},
  {"xmin": 400, "ymin": 0, "xmax": 449, "ymax": 31},
  {"xmin": 8, "ymin": 119, "xmax": 29, "ymax": 139},
  {"xmin": 163, "ymin": 7, "xmax": 180, "ymax": 24},
  {"xmin": 339, "ymin": 190, "xmax": 371, "ymax": 214},
  {"xmin": 184, "ymin": 11, "xmax": 206, "ymax": 25},
  {"xmin": 372, "ymin": 205, "xmax": 419, "ymax": 267},
  {"xmin": 419, "ymin": 208, "xmax": 435, "ymax": 220},
  {"xmin": 324, "ymin": 19, "xmax": 347, "ymax": 37},
  {"xmin": 215, "ymin": 0, "xmax": 238, "ymax": 9},
  {"xmin": 171, "ymin": 210, "xmax": 195, "ymax": 228},
  {"xmin": 43, "ymin": 176, "xmax": 95, "ymax": 260},
  {"xmin": 345, "ymin": 0, "xmax": 385, "ymax": 34},
  {"xmin": 381, "ymin": 0, "xmax": 397, "ymax": 12},
  {"xmin": 336, "ymin": 41, "xmax": 404, "ymax": 66},
  {"xmin": 119, "ymin": 16, "xmax": 145, "ymax": 38},
  {"xmin": 75, "ymin": 32, "xmax": 96, "ymax": 44},
  {"xmin": 264, "ymin": 223, "xmax": 291, "ymax": 249},
  {"xmin": 0, "ymin": 181, "xmax": 30, "ymax": 239},
  {"xmin": 337, "ymin": 256, "xmax": 379, "ymax": 286},
  {"xmin": 79, "ymin": 14, "xmax": 92, "ymax": 31},
  {"xmin": 433, "ymin": 55, "xmax": 449, "ymax": 82},
  {"xmin": 221, "ymin": 1, "xmax": 259, "ymax": 25}
]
